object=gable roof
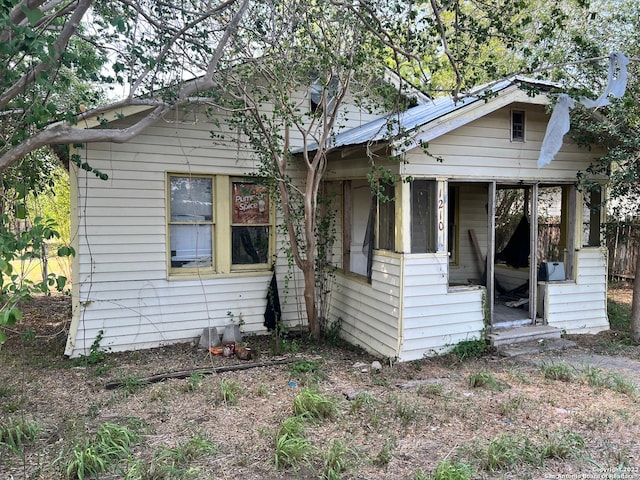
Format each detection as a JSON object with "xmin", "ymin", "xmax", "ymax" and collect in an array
[{"xmin": 299, "ymin": 76, "xmax": 557, "ymax": 155}]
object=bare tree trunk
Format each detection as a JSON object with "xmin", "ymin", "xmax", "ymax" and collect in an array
[
  {"xmin": 303, "ymin": 262, "xmax": 319, "ymax": 339},
  {"xmin": 631, "ymin": 248, "xmax": 640, "ymax": 343}
]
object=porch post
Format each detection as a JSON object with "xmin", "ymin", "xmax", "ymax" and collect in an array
[
  {"xmin": 487, "ymin": 181, "xmax": 496, "ymax": 327},
  {"xmin": 529, "ymin": 183, "xmax": 539, "ymax": 323},
  {"xmin": 565, "ymin": 184, "xmax": 577, "ymax": 279}
]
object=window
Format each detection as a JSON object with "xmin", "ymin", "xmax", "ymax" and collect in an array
[
  {"xmin": 231, "ymin": 181, "xmax": 271, "ymax": 266},
  {"xmin": 511, "ymin": 110, "xmax": 525, "ymax": 142},
  {"xmin": 168, "ymin": 174, "xmax": 271, "ymax": 274},
  {"xmin": 411, "ymin": 180, "xmax": 437, "ymax": 253},
  {"xmin": 377, "ymin": 182, "xmax": 395, "ymax": 251},
  {"xmin": 582, "ymin": 185, "xmax": 603, "ymax": 247},
  {"xmin": 169, "ymin": 176, "xmax": 214, "ymax": 269}
]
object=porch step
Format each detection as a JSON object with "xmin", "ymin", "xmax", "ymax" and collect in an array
[{"xmin": 488, "ymin": 325, "xmax": 562, "ymax": 347}]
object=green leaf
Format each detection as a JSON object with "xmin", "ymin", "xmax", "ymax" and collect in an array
[
  {"xmin": 58, "ymin": 246, "xmax": 75, "ymax": 257},
  {"xmin": 15, "ymin": 183, "xmax": 27, "ymax": 200},
  {"xmin": 15, "ymin": 204, "xmax": 27, "ymax": 219},
  {"xmin": 21, "ymin": 5, "xmax": 44, "ymax": 26},
  {"xmin": 0, "ymin": 330, "xmax": 6, "ymax": 344},
  {"xmin": 56, "ymin": 276, "xmax": 67, "ymax": 291}
]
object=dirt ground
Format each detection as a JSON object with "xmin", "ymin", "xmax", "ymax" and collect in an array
[{"xmin": 1, "ymin": 287, "xmax": 639, "ymax": 480}]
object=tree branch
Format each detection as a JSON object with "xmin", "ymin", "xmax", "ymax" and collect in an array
[{"xmin": 0, "ymin": 0, "xmax": 94, "ymax": 111}]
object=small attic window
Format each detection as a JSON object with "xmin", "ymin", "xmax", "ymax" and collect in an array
[
  {"xmin": 310, "ymin": 76, "xmax": 338, "ymax": 114},
  {"xmin": 511, "ymin": 110, "xmax": 525, "ymax": 142}
]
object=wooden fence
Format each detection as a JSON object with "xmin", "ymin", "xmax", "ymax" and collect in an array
[
  {"xmin": 537, "ymin": 222, "xmax": 637, "ymax": 282},
  {"xmin": 607, "ymin": 223, "xmax": 639, "ymax": 282}
]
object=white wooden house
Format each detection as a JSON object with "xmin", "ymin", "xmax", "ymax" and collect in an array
[{"xmin": 64, "ymin": 78, "xmax": 610, "ymax": 360}]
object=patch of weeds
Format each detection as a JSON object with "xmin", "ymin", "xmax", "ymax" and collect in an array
[
  {"xmin": 581, "ymin": 366, "xmax": 637, "ymax": 398},
  {"xmin": 278, "ymin": 415, "xmax": 307, "ymax": 438},
  {"xmin": 474, "ymin": 433, "xmax": 540, "ymax": 472},
  {"xmin": 607, "ymin": 298, "xmax": 631, "ymax": 331},
  {"xmin": 139, "ymin": 435, "xmax": 217, "ymax": 479},
  {"xmin": 450, "ymin": 338, "xmax": 487, "ymax": 361},
  {"xmin": 349, "ymin": 391, "xmax": 377, "ymax": 413},
  {"xmin": 374, "ymin": 435, "xmax": 396, "ymax": 466},
  {"xmin": 371, "ymin": 375, "xmax": 390, "ymax": 387},
  {"xmin": 413, "ymin": 467, "xmax": 428, "ymax": 480},
  {"xmin": 114, "ymin": 373, "xmax": 145, "ymax": 397},
  {"xmin": 0, "ymin": 416, "xmax": 41, "ymax": 457},
  {"xmin": 323, "ymin": 318, "xmax": 342, "ymax": 347},
  {"xmin": 64, "ymin": 422, "xmax": 140, "ymax": 480},
  {"xmin": 322, "ymin": 438, "xmax": 354, "ymax": 480},
  {"xmin": 2, "ymin": 399, "xmax": 23, "ymax": 414},
  {"xmin": 274, "ymin": 417, "xmax": 315, "ymax": 471},
  {"xmin": 184, "ymin": 372, "xmax": 205, "ymax": 392},
  {"xmin": 432, "ymin": 459, "xmax": 474, "ymax": 480},
  {"xmin": 65, "ymin": 443, "xmax": 108, "ymax": 480},
  {"xmin": 391, "ymin": 395, "xmax": 421, "ymax": 427},
  {"xmin": 290, "ymin": 359, "xmax": 326, "ymax": 385},
  {"xmin": 540, "ymin": 429, "xmax": 585, "ymax": 462},
  {"xmin": 583, "ymin": 365, "xmax": 608, "ymax": 388},
  {"xmin": 86, "ymin": 403, "xmax": 101, "ymax": 419},
  {"xmin": 257, "ymin": 382, "xmax": 269, "ymax": 397},
  {"xmin": 540, "ymin": 362, "xmax": 574, "ymax": 382},
  {"xmin": 498, "ymin": 394, "xmax": 526, "ymax": 417},
  {"xmin": 292, "ymin": 388, "xmax": 338, "ymax": 420},
  {"xmin": 71, "ymin": 330, "xmax": 107, "ymax": 367},
  {"xmin": 219, "ymin": 378, "xmax": 243, "ymax": 405},
  {"xmin": 416, "ymin": 383, "xmax": 444, "ymax": 398},
  {"xmin": 607, "ymin": 373, "xmax": 637, "ymax": 398},
  {"xmin": 0, "ymin": 384, "xmax": 13, "ymax": 398},
  {"xmin": 159, "ymin": 435, "xmax": 218, "ymax": 464},
  {"xmin": 468, "ymin": 370, "xmax": 503, "ymax": 390}
]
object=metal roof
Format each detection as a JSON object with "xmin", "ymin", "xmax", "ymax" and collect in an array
[{"xmin": 297, "ymin": 77, "xmax": 554, "ymax": 153}]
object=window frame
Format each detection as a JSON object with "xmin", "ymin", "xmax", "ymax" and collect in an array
[
  {"xmin": 511, "ymin": 109, "xmax": 526, "ymax": 142},
  {"xmin": 167, "ymin": 173, "xmax": 273, "ymax": 277}
]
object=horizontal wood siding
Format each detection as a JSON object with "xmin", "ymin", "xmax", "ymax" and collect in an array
[
  {"xmin": 329, "ymin": 254, "xmax": 401, "ymax": 358},
  {"xmin": 403, "ymin": 105, "xmax": 603, "ymax": 182},
  {"xmin": 400, "ymin": 254, "xmax": 485, "ymax": 361},
  {"xmin": 66, "ymin": 112, "xmax": 290, "ymax": 356},
  {"xmin": 544, "ymin": 248, "xmax": 609, "ymax": 333}
]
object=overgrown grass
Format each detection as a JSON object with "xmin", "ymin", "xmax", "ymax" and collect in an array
[
  {"xmin": 129, "ymin": 434, "xmax": 217, "ymax": 479},
  {"xmin": 0, "ymin": 416, "xmax": 41, "ymax": 457},
  {"xmin": 468, "ymin": 370, "xmax": 504, "ymax": 390},
  {"xmin": 292, "ymin": 388, "xmax": 338, "ymax": 420},
  {"xmin": 274, "ymin": 416, "xmax": 315, "ymax": 471},
  {"xmin": 289, "ymin": 359, "xmax": 326, "ymax": 385},
  {"xmin": 374, "ymin": 435, "xmax": 397, "ymax": 466},
  {"xmin": 466, "ymin": 429, "xmax": 586, "ymax": 472},
  {"xmin": 219, "ymin": 378, "xmax": 243, "ymax": 405},
  {"xmin": 450, "ymin": 338, "xmax": 488, "ymax": 361},
  {"xmin": 540, "ymin": 362, "xmax": 574, "ymax": 382},
  {"xmin": 581, "ymin": 366, "xmax": 637, "ymax": 399},
  {"xmin": 321, "ymin": 438, "xmax": 354, "ymax": 480},
  {"xmin": 431, "ymin": 460, "xmax": 474, "ymax": 480},
  {"xmin": 539, "ymin": 429, "xmax": 585, "ymax": 462},
  {"xmin": 64, "ymin": 422, "xmax": 140, "ymax": 479},
  {"xmin": 607, "ymin": 298, "xmax": 632, "ymax": 331},
  {"xmin": 390, "ymin": 395, "xmax": 421, "ymax": 427}
]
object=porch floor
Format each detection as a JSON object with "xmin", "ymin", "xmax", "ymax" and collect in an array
[{"xmin": 493, "ymin": 302, "xmax": 532, "ymax": 326}]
